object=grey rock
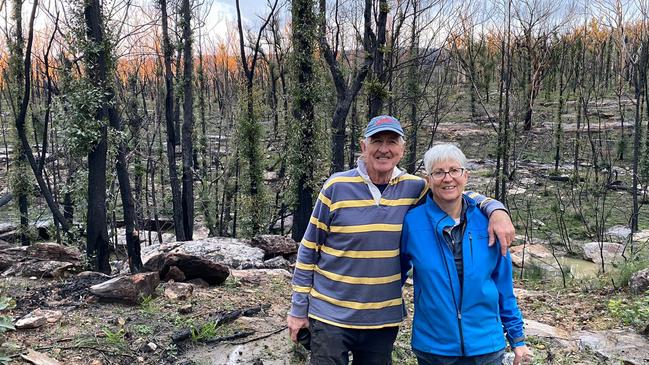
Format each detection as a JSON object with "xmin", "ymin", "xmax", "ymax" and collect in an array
[
  {"xmin": 164, "ymin": 282, "xmax": 193, "ymax": 301},
  {"xmin": 629, "ymin": 268, "xmax": 649, "ymax": 294},
  {"xmin": 250, "ymin": 235, "xmax": 298, "ymax": 259},
  {"xmin": 262, "ymin": 256, "xmax": 290, "ymax": 270},
  {"xmin": 142, "ymin": 237, "xmax": 265, "ymax": 270},
  {"xmin": 606, "ymin": 225, "xmax": 632, "ymax": 241},
  {"xmin": 582, "ymin": 242, "xmax": 625, "ymax": 264}
]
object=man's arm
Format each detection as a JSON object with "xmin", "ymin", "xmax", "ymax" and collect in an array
[
  {"xmin": 287, "ymin": 188, "xmax": 330, "ymax": 341},
  {"xmin": 466, "ymin": 191, "xmax": 515, "ymax": 255}
]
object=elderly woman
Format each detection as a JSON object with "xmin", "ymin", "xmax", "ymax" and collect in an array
[{"xmin": 400, "ymin": 144, "xmax": 531, "ymax": 365}]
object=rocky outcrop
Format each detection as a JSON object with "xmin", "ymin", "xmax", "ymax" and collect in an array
[
  {"xmin": 89, "ymin": 272, "xmax": 160, "ymax": 304},
  {"xmin": 576, "ymin": 330, "xmax": 649, "ymax": 365},
  {"xmin": 515, "ymin": 319, "xmax": 649, "ymax": 365},
  {"xmin": 141, "ymin": 237, "xmax": 265, "ymax": 271}
]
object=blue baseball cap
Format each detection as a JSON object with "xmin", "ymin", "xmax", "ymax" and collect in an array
[{"xmin": 364, "ymin": 115, "xmax": 404, "ymax": 138}]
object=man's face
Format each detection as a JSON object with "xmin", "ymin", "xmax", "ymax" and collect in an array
[
  {"xmin": 360, "ymin": 131, "xmax": 405, "ymax": 179},
  {"xmin": 426, "ymin": 159, "xmax": 469, "ymax": 204}
]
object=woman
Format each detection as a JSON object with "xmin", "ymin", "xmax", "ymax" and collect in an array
[{"xmin": 400, "ymin": 144, "xmax": 531, "ymax": 365}]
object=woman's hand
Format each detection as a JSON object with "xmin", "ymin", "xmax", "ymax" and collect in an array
[{"xmin": 513, "ymin": 344, "xmax": 532, "ymax": 365}]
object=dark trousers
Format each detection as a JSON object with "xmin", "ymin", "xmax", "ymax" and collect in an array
[
  {"xmin": 413, "ymin": 348, "xmax": 505, "ymax": 365},
  {"xmin": 309, "ymin": 318, "xmax": 399, "ymax": 365}
]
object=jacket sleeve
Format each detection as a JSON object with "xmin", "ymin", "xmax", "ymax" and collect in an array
[
  {"xmin": 288, "ymin": 187, "xmax": 331, "ymax": 318},
  {"xmin": 492, "ymin": 248, "xmax": 526, "ymax": 347},
  {"xmin": 465, "ymin": 191, "xmax": 507, "ymax": 217}
]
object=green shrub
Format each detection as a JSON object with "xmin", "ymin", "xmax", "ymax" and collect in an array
[
  {"xmin": 607, "ymin": 292, "xmax": 649, "ymax": 329},
  {"xmin": 0, "ymin": 297, "xmax": 16, "ymax": 365}
]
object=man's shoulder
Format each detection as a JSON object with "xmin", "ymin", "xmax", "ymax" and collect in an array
[
  {"xmin": 404, "ymin": 198, "xmax": 428, "ymax": 221},
  {"xmin": 322, "ymin": 169, "xmax": 363, "ymax": 191}
]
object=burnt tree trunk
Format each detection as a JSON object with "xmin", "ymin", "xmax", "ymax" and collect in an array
[
  {"xmin": 290, "ymin": 0, "xmax": 317, "ymax": 241},
  {"xmin": 160, "ymin": 0, "xmax": 187, "ymax": 241},
  {"xmin": 180, "ymin": 0, "xmax": 194, "ymax": 240},
  {"xmin": 83, "ymin": 0, "xmax": 111, "ymax": 273}
]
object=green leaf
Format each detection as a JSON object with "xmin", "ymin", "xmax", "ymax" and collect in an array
[
  {"xmin": 0, "ymin": 355, "xmax": 10, "ymax": 365},
  {"xmin": 0, "ymin": 317, "xmax": 15, "ymax": 332}
]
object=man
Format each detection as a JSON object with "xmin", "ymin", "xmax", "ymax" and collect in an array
[{"xmin": 287, "ymin": 115, "xmax": 514, "ymax": 364}]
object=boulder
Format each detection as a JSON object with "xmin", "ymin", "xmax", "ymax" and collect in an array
[
  {"xmin": 629, "ymin": 268, "xmax": 649, "ymax": 294},
  {"xmin": 0, "ymin": 243, "xmax": 81, "ymax": 278},
  {"xmin": 89, "ymin": 272, "xmax": 160, "ymax": 304},
  {"xmin": 160, "ymin": 253, "xmax": 230, "ymax": 285},
  {"xmin": 509, "ymin": 244, "xmax": 553, "ymax": 268},
  {"xmin": 142, "ymin": 237, "xmax": 265, "ymax": 270},
  {"xmin": 250, "ymin": 235, "xmax": 298, "ymax": 259},
  {"xmin": 582, "ymin": 242, "xmax": 625, "ymax": 264},
  {"xmin": 164, "ymin": 282, "xmax": 193, "ymax": 300},
  {"xmin": 606, "ymin": 225, "xmax": 632, "ymax": 241}
]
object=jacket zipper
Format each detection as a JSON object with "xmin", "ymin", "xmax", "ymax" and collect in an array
[
  {"xmin": 450, "ymin": 236, "xmax": 465, "ymax": 356},
  {"xmin": 469, "ymin": 232, "xmax": 474, "ymax": 261}
]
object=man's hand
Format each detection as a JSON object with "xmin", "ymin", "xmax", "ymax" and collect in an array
[
  {"xmin": 488, "ymin": 210, "xmax": 515, "ymax": 256},
  {"xmin": 287, "ymin": 315, "xmax": 309, "ymax": 343},
  {"xmin": 513, "ymin": 345, "xmax": 532, "ymax": 365}
]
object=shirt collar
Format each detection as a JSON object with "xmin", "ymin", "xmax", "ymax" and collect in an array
[{"xmin": 356, "ymin": 158, "xmax": 403, "ymax": 184}]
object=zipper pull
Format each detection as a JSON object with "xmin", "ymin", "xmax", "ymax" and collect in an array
[{"xmin": 457, "ymin": 312, "xmax": 462, "ymax": 320}]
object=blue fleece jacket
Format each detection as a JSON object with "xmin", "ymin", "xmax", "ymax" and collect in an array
[{"xmin": 400, "ymin": 193, "xmax": 525, "ymax": 356}]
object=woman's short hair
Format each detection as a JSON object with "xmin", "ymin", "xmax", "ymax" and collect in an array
[{"xmin": 423, "ymin": 144, "xmax": 467, "ymax": 174}]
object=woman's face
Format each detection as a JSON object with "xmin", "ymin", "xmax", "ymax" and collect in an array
[{"xmin": 426, "ymin": 159, "xmax": 468, "ymax": 205}]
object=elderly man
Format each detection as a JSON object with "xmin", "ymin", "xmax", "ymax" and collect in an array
[{"xmin": 287, "ymin": 115, "xmax": 514, "ymax": 365}]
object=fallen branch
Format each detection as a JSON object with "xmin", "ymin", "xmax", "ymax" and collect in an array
[
  {"xmin": 171, "ymin": 304, "xmax": 271, "ymax": 343},
  {"xmin": 202, "ymin": 330, "xmax": 255, "ymax": 344},
  {"xmin": 229, "ymin": 325, "xmax": 287, "ymax": 345}
]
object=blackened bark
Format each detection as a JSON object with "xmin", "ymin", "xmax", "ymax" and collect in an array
[
  {"xmin": 160, "ymin": 0, "xmax": 187, "ymax": 241},
  {"xmin": 83, "ymin": 0, "xmax": 110, "ymax": 273},
  {"xmin": 367, "ymin": 0, "xmax": 388, "ymax": 118},
  {"xmin": 181, "ymin": 0, "xmax": 194, "ymax": 240},
  {"xmin": 108, "ymin": 107, "xmax": 142, "ymax": 273},
  {"xmin": 290, "ymin": 0, "xmax": 316, "ymax": 242}
]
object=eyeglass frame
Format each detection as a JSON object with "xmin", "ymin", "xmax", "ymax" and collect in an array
[{"xmin": 429, "ymin": 167, "xmax": 466, "ymax": 180}]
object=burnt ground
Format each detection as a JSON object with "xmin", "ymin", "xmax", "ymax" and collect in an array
[{"xmin": 0, "ymin": 271, "xmax": 636, "ymax": 365}]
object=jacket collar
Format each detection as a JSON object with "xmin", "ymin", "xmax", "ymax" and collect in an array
[{"xmin": 425, "ymin": 193, "xmax": 477, "ymax": 235}]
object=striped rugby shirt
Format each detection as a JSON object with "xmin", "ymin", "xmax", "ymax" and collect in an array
[{"xmin": 289, "ymin": 159, "xmax": 502, "ymax": 329}]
